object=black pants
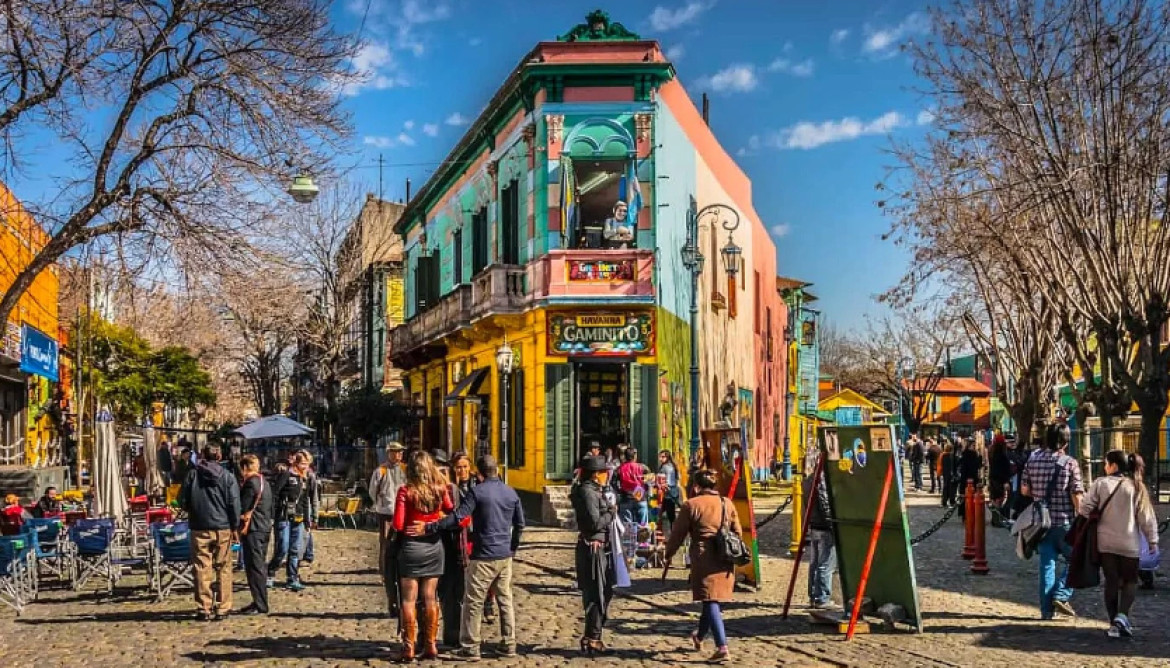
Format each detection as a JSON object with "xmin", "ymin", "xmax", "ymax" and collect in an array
[
  {"xmin": 383, "ymin": 534, "xmax": 400, "ymax": 615},
  {"xmin": 942, "ymin": 476, "xmax": 958, "ymax": 507},
  {"xmin": 438, "ymin": 533, "xmax": 466, "ymax": 647},
  {"xmin": 576, "ymin": 541, "xmax": 615, "ymax": 641},
  {"xmin": 1101, "ymin": 552, "xmax": 1139, "ymax": 620},
  {"xmin": 242, "ymin": 529, "xmax": 270, "ymax": 613}
]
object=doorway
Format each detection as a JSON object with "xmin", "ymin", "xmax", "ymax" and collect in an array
[{"xmin": 574, "ymin": 361, "xmax": 629, "ymax": 461}]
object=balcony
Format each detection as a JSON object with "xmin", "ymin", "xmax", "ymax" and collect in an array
[
  {"xmin": 470, "ymin": 264, "xmax": 530, "ymax": 320},
  {"xmin": 532, "ymin": 249, "xmax": 655, "ymax": 303},
  {"xmin": 389, "ymin": 284, "xmax": 472, "ymax": 364}
]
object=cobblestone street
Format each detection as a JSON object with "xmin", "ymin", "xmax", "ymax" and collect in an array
[{"xmin": 2, "ymin": 495, "xmax": 1169, "ymax": 667}]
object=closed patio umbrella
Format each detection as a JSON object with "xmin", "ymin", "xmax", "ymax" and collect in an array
[
  {"xmin": 92, "ymin": 407, "xmax": 129, "ymax": 523},
  {"xmin": 142, "ymin": 425, "xmax": 166, "ymax": 498}
]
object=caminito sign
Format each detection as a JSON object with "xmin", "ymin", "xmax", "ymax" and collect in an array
[{"xmin": 547, "ymin": 312, "xmax": 655, "ymax": 357}]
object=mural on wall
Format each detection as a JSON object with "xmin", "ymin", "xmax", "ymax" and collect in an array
[
  {"xmin": 567, "ymin": 259, "xmax": 636, "ymax": 281},
  {"xmin": 547, "ymin": 312, "xmax": 655, "ymax": 356},
  {"xmin": 739, "ymin": 387, "xmax": 754, "ymax": 452}
]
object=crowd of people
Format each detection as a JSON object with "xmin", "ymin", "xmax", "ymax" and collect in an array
[{"xmin": 163, "ymin": 420, "xmax": 1161, "ymax": 662}]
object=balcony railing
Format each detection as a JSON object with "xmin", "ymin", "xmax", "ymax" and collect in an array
[
  {"xmin": 389, "ymin": 284, "xmax": 472, "ymax": 358},
  {"xmin": 532, "ymin": 248, "xmax": 655, "ymax": 301},
  {"xmin": 471, "ymin": 264, "xmax": 530, "ymax": 320}
]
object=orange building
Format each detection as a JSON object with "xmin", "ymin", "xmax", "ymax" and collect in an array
[
  {"xmin": 905, "ymin": 377, "xmax": 992, "ymax": 430},
  {"xmin": 0, "ymin": 181, "xmax": 62, "ymax": 467}
]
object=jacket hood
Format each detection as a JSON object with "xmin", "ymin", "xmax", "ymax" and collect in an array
[{"xmin": 196, "ymin": 460, "xmax": 224, "ymax": 484}]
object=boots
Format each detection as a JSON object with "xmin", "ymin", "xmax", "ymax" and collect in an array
[
  {"xmin": 397, "ymin": 605, "xmax": 417, "ymax": 663},
  {"xmin": 420, "ymin": 603, "xmax": 440, "ymax": 659}
]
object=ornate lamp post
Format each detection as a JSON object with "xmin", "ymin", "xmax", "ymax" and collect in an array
[
  {"xmin": 496, "ymin": 339, "xmax": 515, "ymax": 483},
  {"xmin": 681, "ymin": 199, "xmax": 741, "ymax": 461},
  {"xmin": 287, "ymin": 173, "xmax": 320, "ymax": 204}
]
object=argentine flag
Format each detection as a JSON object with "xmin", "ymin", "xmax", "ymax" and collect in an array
[{"xmin": 618, "ymin": 158, "xmax": 642, "ymax": 227}]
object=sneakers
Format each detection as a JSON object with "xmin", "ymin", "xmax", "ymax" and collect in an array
[
  {"xmin": 1053, "ymin": 599, "xmax": 1077, "ymax": 617},
  {"xmin": 496, "ymin": 643, "xmax": 518, "ymax": 658},
  {"xmin": 450, "ymin": 647, "xmax": 481, "ymax": 660},
  {"xmin": 287, "ymin": 580, "xmax": 307, "ymax": 592},
  {"xmin": 708, "ymin": 647, "xmax": 730, "ymax": 664},
  {"xmin": 266, "ymin": 577, "xmax": 275, "ymax": 589},
  {"xmin": 810, "ymin": 599, "xmax": 834, "ymax": 610},
  {"xmin": 1112, "ymin": 614, "xmax": 1134, "ymax": 638}
]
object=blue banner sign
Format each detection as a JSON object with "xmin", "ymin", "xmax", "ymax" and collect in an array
[{"xmin": 20, "ymin": 324, "xmax": 58, "ymax": 382}]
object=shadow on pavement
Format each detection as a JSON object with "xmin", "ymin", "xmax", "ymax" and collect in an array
[
  {"xmin": 17, "ymin": 609, "xmax": 197, "ymax": 624},
  {"xmin": 183, "ymin": 635, "xmax": 390, "ymax": 662},
  {"xmin": 928, "ymin": 622, "xmax": 1170, "ymax": 660}
]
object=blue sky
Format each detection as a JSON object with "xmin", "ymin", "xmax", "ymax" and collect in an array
[{"xmin": 337, "ymin": 0, "xmax": 934, "ymax": 330}]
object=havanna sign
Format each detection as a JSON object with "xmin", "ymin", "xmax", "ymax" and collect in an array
[{"xmin": 547, "ymin": 312, "xmax": 654, "ymax": 357}]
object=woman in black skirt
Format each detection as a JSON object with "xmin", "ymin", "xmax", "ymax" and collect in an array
[
  {"xmin": 570, "ymin": 455, "xmax": 619, "ymax": 655},
  {"xmin": 393, "ymin": 451, "xmax": 453, "ymax": 662}
]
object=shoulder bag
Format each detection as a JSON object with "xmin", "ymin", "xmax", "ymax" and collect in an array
[
  {"xmin": 1066, "ymin": 478, "xmax": 1126, "ymax": 589},
  {"xmin": 239, "ymin": 476, "xmax": 265, "ymax": 536},
  {"xmin": 714, "ymin": 497, "xmax": 752, "ymax": 567}
]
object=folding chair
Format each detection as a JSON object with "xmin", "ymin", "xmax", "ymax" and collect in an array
[
  {"xmin": 148, "ymin": 521, "xmax": 193, "ymax": 602},
  {"xmin": 68, "ymin": 518, "xmax": 118, "ymax": 593},
  {"xmin": 25, "ymin": 518, "xmax": 65, "ymax": 580},
  {"xmin": 0, "ymin": 536, "xmax": 27, "ymax": 615},
  {"xmin": 338, "ymin": 497, "xmax": 361, "ymax": 529}
]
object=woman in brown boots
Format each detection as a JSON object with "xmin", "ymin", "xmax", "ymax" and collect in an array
[{"xmin": 393, "ymin": 451, "xmax": 454, "ymax": 661}]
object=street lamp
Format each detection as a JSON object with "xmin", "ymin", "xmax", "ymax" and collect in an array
[
  {"xmin": 496, "ymin": 339, "xmax": 515, "ymax": 483},
  {"xmin": 681, "ymin": 198, "xmax": 742, "ymax": 460},
  {"xmin": 895, "ymin": 356, "xmax": 914, "ymax": 442},
  {"xmin": 288, "ymin": 173, "xmax": 320, "ymax": 204}
]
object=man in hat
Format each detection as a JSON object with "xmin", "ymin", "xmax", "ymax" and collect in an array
[{"xmin": 370, "ymin": 441, "xmax": 407, "ymax": 617}]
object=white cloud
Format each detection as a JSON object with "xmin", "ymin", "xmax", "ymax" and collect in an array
[
  {"xmin": 767, "ymin": 58, "xmax": 814, "ymax": 77},
  {"xmin": 363, "ymin": 135, "xmax": 397, "ymax": 149},
  {"xmin": 344, "ymin": 0, "xmax": 453, "ymax": 61},
  {"xmin": 666, "ymin": 44, "xmax": 686, "ymax": 61},
  {"xmin": 342, "ymin": 41, "xmax": 407, "ymax": 96},
  {"xmin": 916, "ymin": 109, "xmax": 936, "ymax": 125},
  {"xmin": 404, "ymin": 120, "xmax": 415, "ymax": 130},
  {"xmin": 830, "ymin": 28, "xmax": 850, "ymax": 45},
  {"xmin": 767, "ymin": 111, "xmax": 907, "ymax": 150},
  {"xmin": 648, "ymin": 2, "xmax": 711, "ymax": 32},
  {"xmin": 782, "ymin": 40, "xmax": 794, "ymax": 53},
  {"xmin": 422, "ymin": 123, "xmax": 440, "ymax": 137},
  {"xmin": 862, "ymin": 13, "xmax": 929, "ymax": 57},
  {"xmin": 769, "ymin": 223, "xmax": 791, "ymax": 238},
  {"xmin": 696, "ymin": 64, "xmax": 758, "ymax": 94},
  {"xmin": 397, "ymin": 132, "xmax": 416, "ymax": 147},
  {"xmin": 401, "ymin": 0, "xmax": 450, "ymax": 24},
  {"xmin": 445, "ymin": 112, "xmax": 469, "ymax": 126}
]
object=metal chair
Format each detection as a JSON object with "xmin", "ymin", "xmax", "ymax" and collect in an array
[
  {"xmin": 24, "ymin": 518, "xmax": 65, "ymax": 580},
  {"xmin": 0, "ymin": 536, "xmax": 28, "ymax": 615},
  {"xmin": 67, "ymin": 518, "xmax": 118, "ymax": 593},
  {"xmin": 148, "ymin": 521, "xmax": 193, "ymax": 602}
]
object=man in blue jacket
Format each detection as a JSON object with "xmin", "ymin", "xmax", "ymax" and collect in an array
[{"xmin": 407, "ymin": 455, "xmax": 524, "ymax": 659}]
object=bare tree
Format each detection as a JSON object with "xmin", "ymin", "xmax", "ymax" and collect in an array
[
  {"xmin": 0, "ymin": 0, "xmax": 357, "ymax": 327},
  {"xmin": 885, "ymin": 0, "xmax": 1170, "ymax": 464}
]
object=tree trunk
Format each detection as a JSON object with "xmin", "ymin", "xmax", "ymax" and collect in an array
[{"xmin": 1136, "ymin": 396, "xmax": 1167, "ymax": 483}]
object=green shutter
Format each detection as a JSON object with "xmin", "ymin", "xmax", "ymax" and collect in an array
[
  {"xmin": 513, "ymin": 369, "xmax": 525, "ymax": 468},
  {"xmin": 630, "ymin": 363, "xmax": 659, "ymax": 463},
  {"xmin": 545, "ymin": 364, "xmax": 573, "ymax": 479}
]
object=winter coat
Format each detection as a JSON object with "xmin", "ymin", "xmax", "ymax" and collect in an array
[
  {"xmin": 571, "ymin": 480, "xmax": 616, "ymax": 544},
  {"xmin": 663, "ymin": 490, "xmax": 742, "ymax": 602},
  {"xmin": 180, "ymin": 460, "xmax": 241, "ymax": 531},
  {"xmin": 805, "ymin": 469, "xmax": 833, "ymax": 531},
  {"xmin": 239, "ymin": 474, "xmax": 274, "ymax": 536}
]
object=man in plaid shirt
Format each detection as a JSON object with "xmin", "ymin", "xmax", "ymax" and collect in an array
[{"xmin": 1021, "ymin": 422, "xmax": 1084, "ymax": 620}]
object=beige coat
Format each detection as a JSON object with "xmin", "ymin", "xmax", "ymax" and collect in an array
[
  {"xmin": 1079, "ymin": 475, "xmax": 1158, "ymax": 559},
  {"xmin": 664, "ymin": 490, "xmax": 742, "ymax": 602}
]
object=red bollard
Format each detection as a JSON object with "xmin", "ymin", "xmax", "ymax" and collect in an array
[
  {"xmin": 971, "ymin": 488, "xmax": 990, "ymax": 575},
  {"xmin": 961, "ymin": 482, "xmax": 976, "ymax": 560}
]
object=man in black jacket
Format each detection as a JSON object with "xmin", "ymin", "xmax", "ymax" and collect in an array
[
  {"xmin": 238, "ymin": 454, "xmax": 273, "ymax": 615},
  {"xmin": 180, "ymin": 446, "xmax": 241, "ymax": 621},
  {"xmin": 804, "ymin": 455, "xmax": 836, "ymax": 608}
]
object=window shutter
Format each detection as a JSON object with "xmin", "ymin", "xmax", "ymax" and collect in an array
[
  {"xmin": 545, "ymin": 364, "xmax": 573, "ymax": 479},
  {"xmin": 630, "ymin": 363, "xmax": 659, "ymax": 463},
  {"xmin": 512, "ymin": 370, "xmax": 525, "ymax": 468}
]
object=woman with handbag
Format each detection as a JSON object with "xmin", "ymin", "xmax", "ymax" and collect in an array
[
  {"xmin": 662, "ymin": 469, "xmax": 744, "ymax": 664},
  {"xmin": 238, "ymin": 454, "xmax": 273, "ymax": 615},
  {"xmin": 1078, "ymin": 450, "xmax": 1159, "ymax": 639}
]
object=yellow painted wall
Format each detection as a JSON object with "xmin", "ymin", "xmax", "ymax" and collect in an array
[
  {"xmin": 0, "ymin": 181, "xmax": 60, "ymax": 466},
  {"xmin": 405, "ymin": 306, "xmax": 658, "ymax": 495}
]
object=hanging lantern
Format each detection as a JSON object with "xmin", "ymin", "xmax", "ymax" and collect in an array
[{"xmin": 288, "ymin": 174, "xmax": 320, "ymax": 204}]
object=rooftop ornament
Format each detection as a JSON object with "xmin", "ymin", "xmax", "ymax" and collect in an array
[{"xmin": 558, "ymin": 10, "xmax": 641, "ymax": 42}]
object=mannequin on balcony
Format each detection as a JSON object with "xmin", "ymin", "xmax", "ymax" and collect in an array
[{"xmin": 602, "ymin": 201, "xmax": 635, "ymax": 250}]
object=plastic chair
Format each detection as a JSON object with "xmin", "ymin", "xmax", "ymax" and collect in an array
[
  {"xmin": 148, "ymin": 521, "xmax": 193, "ymax": 601},
  {"xmin": 339, "ymin": 497, "xmax": 361, "ymax": 529}
]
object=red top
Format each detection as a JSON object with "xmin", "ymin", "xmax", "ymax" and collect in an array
[{"xmin": 393, "ymin": 485, "xmax": 454, "ymax": 531}]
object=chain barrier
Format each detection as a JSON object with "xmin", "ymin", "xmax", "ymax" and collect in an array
[
  {"xmin": 910, "ymin": 504, "xmax": 960, "ymax": 546},
  {"xmin": 754, "ymin": 495, "xmax": 792, "ymax": 530}
]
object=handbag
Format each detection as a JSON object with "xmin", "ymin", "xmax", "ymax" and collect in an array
[
  {"xmin": 1065, "ymin": 478, "xmax": 1125, "ymax": 589},
  {"xmin": 714, "ymin": 497, "xmax": 751, "ymax": 567},
  {"xmin": 239, "ymin": 476, "xmax": 265, "ymax": 536}
]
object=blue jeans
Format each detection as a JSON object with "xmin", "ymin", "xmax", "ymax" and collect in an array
[
  {"xmin": 697, "ymin": 601, "xmax": 728, "ymax": 648},
  {"xmin": 1038, "ymin": 523, "xmax": 1073, "ymax": 618},
  {"xmin": 303, "ymin": 530, "xmax": 315, "ymax": 562},
  {"xmin": 619, "ymin": 498, "xmax": 648, "ymax": 525},
  {"xmin": 807, "ymin": 528, "xmax": 836, "ymax": 605},
  {"xmin": 266, "ymin": 520, "xmax": 307, "ymax": 582}
]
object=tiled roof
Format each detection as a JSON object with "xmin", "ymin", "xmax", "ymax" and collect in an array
[{"xmin": 904, "ymin": 377, "xmax": 992, "ymax": 394}]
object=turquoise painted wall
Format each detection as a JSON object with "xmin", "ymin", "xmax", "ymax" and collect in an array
[{"xmin": 652, "ymin": 102, "xmax": 697, "ymax": 323}]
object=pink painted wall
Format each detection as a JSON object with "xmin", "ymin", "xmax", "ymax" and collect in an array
[
  {"xmin": 564, "ymin": 86, "xmax": 635, "ymax": 102},
  {"xmin": 534, "ymin": 249, "xmax": 654, "ymax": 299}
]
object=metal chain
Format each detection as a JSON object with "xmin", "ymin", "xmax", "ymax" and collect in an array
[
  {"xmin": 754, "ymin": 495, "xmax": 792, "ymax": 530},
  {"xmin": 910, "ymin": 504, "xmax": 960, "ymax": 546}
]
